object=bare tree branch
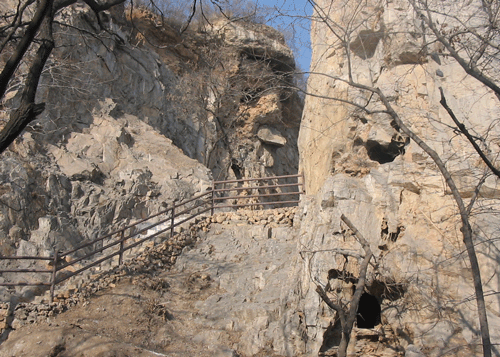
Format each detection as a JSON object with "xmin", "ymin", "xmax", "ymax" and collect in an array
[
  {"xmin": 0, "ymin": 0, "xmax": 53, "ymax": 100},
  {"xmin": 375, "ymin": 84, "xmax": 492, "ymax": 357},
  {"xmin": 439, "ymin": 87, "xmax": 500, "ymax": 179},
  {"xmin": 0, "ymin": 0, "xmax": 128, "ymax": 154},
  {"xmin": 316, "ymin": 214, "xmax": 374, "ymax": 357},
  {"xmin": 0, "ymin": 14, "xmax": 54, "ymax": 154},
  {"xmin": 0, "ymin": 0, "xmax": 36, "ymax": 53},
  {"xmin": 410, "ymin": 0, "xmax": 500, "ymax": 99},
  {"xmin": 180, "ymin": 0, "xmax": 197, "ymax": 34}
]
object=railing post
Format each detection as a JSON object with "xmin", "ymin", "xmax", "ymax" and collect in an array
[
  {"xmin": 118, "ymin": 230, "xmax": 125, "ymax": 265},
  {"xmin": 49, "ymin": 250, "xmax": 58, "ymax": 304},
  {"xmin": 211, "ymin": 181, "xmax": 215, "ymax": 216},
  {"xmin": 170, "ymin": 203, "xmax": 175, "ymax": 237}
]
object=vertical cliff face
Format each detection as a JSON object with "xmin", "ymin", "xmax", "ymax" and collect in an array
[
  {"xmin": 35, "ymin": 5, "xmax": 302, "ymax": 182},
  {"xmin": 194, "ymin": 19, "xmax": 302, "ymax": 181},
  {"xmin": 298, "ymin": 0, "xmax": 500, "ymax": 355}
]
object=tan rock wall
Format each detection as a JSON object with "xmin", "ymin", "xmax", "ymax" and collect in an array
[{"xmin": 298, "ymin": 0, "xmax": 500, "ymax": 355}]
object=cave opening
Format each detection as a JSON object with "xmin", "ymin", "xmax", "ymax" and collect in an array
[
  {"xmin": 365, "ymin": 140, "xmax": 405, "ymax": 164},
  {"xmin": 356, "ymin": 292, "xmax": 381, "ymax": 329}
]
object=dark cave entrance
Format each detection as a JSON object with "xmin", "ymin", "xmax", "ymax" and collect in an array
[
  {"xmin": 356, "ymin": 292, "xmax": 381, "ymax": 328},
  {"xmin": 365, "ymin": 140, "xmax": 404, "ymax": 164},
  {"xmin": 231, "ymin": 160, "xmax": 242, "ymax": 180}
]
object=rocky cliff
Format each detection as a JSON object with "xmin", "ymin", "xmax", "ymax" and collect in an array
[
  {"xmin": 0, "ymin": 2, "xmax": 301, "ymax": 277},
  {"xmin": 3, "ymin": 1, "xmax": 500, "ymax": 356},
  {"xmin": 297, "ymin": 0, "xmax": 500, "ymax": 355}
]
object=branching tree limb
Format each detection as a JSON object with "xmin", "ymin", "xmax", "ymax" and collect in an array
[
  {"xmin": 0, "ymin": 0, "xmax": 36, "ymax": 53},
  {"xmin": 0, "ymin": 0, "xmax": 239, "ymax": 154},
  {"xmin": 0, "ymin": 0, "xmax": 132, "ymax": 154},
  {"xmin": 409, "ymin": 0, "xmax": 500, "ymax": 99},
  {"xmin": 377, "ymin": 86, "xmax": 493, "ymax": 357},
  {"xmin": 0, "ymin": 14, "xmax": 53, "ymax": 154}
]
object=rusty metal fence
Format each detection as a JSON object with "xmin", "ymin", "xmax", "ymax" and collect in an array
[{"xmin": 0, "ymin": 174, "xmax": 304, "ymax": 302}]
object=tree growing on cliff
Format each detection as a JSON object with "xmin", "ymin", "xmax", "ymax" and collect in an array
[
  {"xmin": 0, "ymin": 0, "xmax": 254, "ymax": 155},
  {"xmin": 0, "ymin": 0, "xmax": 128, "ymax": 155},
  {"xmin": 315, "ymin": 214, "xmax": 375, "ymax": 357},
  {"xmin": 300, "ymin": 0, "xmax": 500, "ymax": 356},
  {"xmin": 0, "ymin": 0, "xmax": 134, "ymax": 153}
]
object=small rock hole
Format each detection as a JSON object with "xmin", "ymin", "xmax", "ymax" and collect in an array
[
  {"xmin": 328, "ymin": 268, "xmax": 357, "ymax": 285},
  {"xmin": 381, "ymin": 218, "xmax": 405, "ymax": 242},
  {"xmin": 231, "ymin": 161, "xmax": 242, "ymax": 180}
]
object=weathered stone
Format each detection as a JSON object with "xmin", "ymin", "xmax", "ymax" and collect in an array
[{"xmin": 257, "ymin": 126, "xmax": 287, "ymax": 147}]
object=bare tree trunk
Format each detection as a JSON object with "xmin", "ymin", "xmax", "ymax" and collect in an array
[
  {"xmin": 316, "ymin": 214, "xmax": 373, "ymax": 357},
  {"xmin": 0, "ymin": 15, "xmax": 54, "ymax": 154},
  {"xmin": 0, "ymin": 0, "xmax": 128, "ymax": 154},
  {"xmin": 0, "ymin": 0, "xmax": 54, "ymax": 100}
]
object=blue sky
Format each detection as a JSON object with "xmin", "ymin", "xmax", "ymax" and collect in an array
[{"xmin": 261, "ymin": 0, "xmax": 312, "ymax": 72}]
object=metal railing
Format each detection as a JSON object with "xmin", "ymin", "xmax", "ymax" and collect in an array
[{"xmin": 0, "ymin": 173, "xmax": 304, "ymax": 302}]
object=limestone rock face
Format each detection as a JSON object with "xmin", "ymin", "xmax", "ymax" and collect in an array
[
  {"xmin": 0, "ymin": 102, "xmax": 211, "ymax": 270},
  {"xmin": 200, "ymin": 19, "xmax": 301, "ymax": 181},
  {"xmin": 0, "ymin": 4, "xmax": 301, "ymax": 286},
  {"xmin": 8, "ymin": 4, "xmax": 301, "ymax": 183},
  {"xmin": 211, "ymin": 19, "xmax": 295, "ymax": 74},
  {"xmin": 298, "ymin": 0, "xmax": 500, "ymax": 355}
]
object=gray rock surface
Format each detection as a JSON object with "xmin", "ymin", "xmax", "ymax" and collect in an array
[
  {"xmin": 175, "ymin": 222, "xmax": 305, "ymax": 356},
  {"xmin": 257, "ymin": 125, "xmax": 287, "ymax": 146},
  {"xmin": 0, "ymin": 3, "xmax": 301, "ymax": 299}
]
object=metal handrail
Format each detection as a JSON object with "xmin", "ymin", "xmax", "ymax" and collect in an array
[
  {"xmin": 0, "ymin": 256, "xmax": 52, "ymax": 260},
  {"xmin": 213, "ymin": 182, "xmax": 303, "ymax": 193},
  {"xmin": 214, "ymin": 200, "xmax": 302, "ymax": 210},
  {"xmin": 214, "ymin": 173, "xmax": 303, "ymax": 184},
  {"xmin": 60, "ymin": 190, "xmax": 213, "ymax": 257},
  {"xmin": 0, "ymin": 173, "xmax": 304, "ymax": 302}
]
